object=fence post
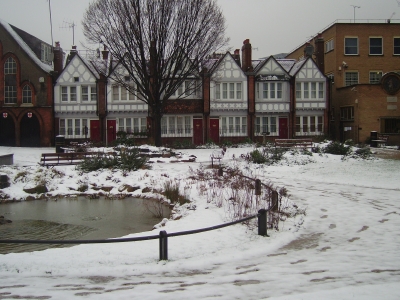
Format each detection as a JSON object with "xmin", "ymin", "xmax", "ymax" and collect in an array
[
  {"xmin": 159, "ymin": 230, "xmax": 168, "ymax": 260},
  {"xmin": 271, "ymin": 191, "xmax": 279, "ymax": 212},
  {"xmin": 255, "ymin": 179, "xmax": 261, "ymax": 195},
  {"xmin": 258, "ymin": 209, "xmax": 268, "ymax": 236}
]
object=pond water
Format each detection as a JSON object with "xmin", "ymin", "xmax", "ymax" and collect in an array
[{"xmin": 0, "ymin": 197, "xmax": 170, "ymax": 254}]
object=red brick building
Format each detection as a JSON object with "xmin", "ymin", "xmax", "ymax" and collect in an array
[{"xmin": 0, "ymin": 20, "xmax": 62, "ymax": 147}]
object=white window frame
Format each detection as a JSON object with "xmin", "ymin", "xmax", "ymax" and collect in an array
[
  {"xmin": 81, "ymin": 85, "xmax": 97, "ymax": 102},
  {"xmin": 215, "ymin": 82, "xmax": 243, "ymax": 100},
  {"xmin": 258, "ymin": 82, "xmax": 283, "ymax": 100},
  {"xmin": 117, "ymin": 117, "xmax": 147, "ymax": 135},
  {"xmin": 22, "ymin": 85, "xmax": 32, "ymax": 104},
  {"xmin": 60, "ymin": 86, "xmax": 78, "ymax": 102},
  {"xmin": 369, "ymin": 37, "xmax": 383, "ymax": 55},
  {"xmin": 59, "ymin": 118, "xmax": 89, "ymax": 138},
  {"xmin": 161, "ymin": 115, "xmax": 192, "ymax": 137},
  {"xmin": 255, "ymin": 116, "xmax": 278, "ymax": 136},
  {"xmin": 112, "ymin": 84, "xmax": 137, "ymax": 101},
  {"xmin": 4, "ymin": 57, "xmax": 17, "ymax": 104},
  {"xmin": 344, "ymin": 37, "xmax": 358, "ymax": 55},
  {"xmin": 296, "ymin": 116, "xmax": 324, "ymax": 136},
  {"xmin": 220, "ymin": 116, "xmax": 247, "ymax": 136},
  {"xmin": 296, "ymin": 82, "xmax": 324, "ymax": 100},
  {"xmin": 325, "ymin": 39, "xmax": 334, "ymax": 52}
]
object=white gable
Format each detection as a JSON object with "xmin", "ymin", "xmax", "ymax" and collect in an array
[
  {"xmin": 213, "ymin": 54, "xmax": 246, "ymax": 81},
  {"xmin": 56, "ymin": 56, "xmax": 97, "ymax": 85},
  {"xmin": 296, "ymin": 59, "xmax": 325, "ymax": 80},
  {"xmin": 257, "ymin": 59, "xmax": 286, "ymax": 75}
]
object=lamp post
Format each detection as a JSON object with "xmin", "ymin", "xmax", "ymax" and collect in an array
[{"xmin": 351, "ymin": 5, "xmax": 360, "ymax": 23}]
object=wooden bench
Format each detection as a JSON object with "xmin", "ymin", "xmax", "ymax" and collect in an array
[
  {"xmin": 39, "ymin": 152, "xmax": 116, "ymax": 167},
  {"xmin": 274, "ymin": 139, "xmax": 313, "ymax": 149}
]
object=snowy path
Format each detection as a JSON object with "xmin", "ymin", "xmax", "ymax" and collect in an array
[{"xmin": 0, "ymin": 147, "xmax": 400, "ymax": 299}]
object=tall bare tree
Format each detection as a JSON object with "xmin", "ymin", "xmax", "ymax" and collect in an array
[{"xmin": 82, "ymin": 0, "xmax": 228, "ymax": 146}]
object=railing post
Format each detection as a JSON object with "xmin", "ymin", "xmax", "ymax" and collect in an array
[
  {"xmin": 271, "ymin": 191, "xmax": 279, "ymax": 212},
  {"xmin": 258, "ymin": 209, "xmax": 268, "ymax": 236},
  {"xmin": 159, "ymin": 230, "xmax": 168, "ymax": 260},
  {"xmin": 255, "ymin": 179, "xmax": 261, "ymax": 195}
]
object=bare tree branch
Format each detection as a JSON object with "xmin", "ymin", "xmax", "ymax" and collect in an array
[{"xmin": 82, "ymin": 0, "xmax": 228, "ymax": 146}]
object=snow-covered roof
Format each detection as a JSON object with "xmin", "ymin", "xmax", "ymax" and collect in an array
[
  {"xmin": 288, "ymin": 58, "xmax": 307, "ymax": 76},
  {"xmin": 276, "ymin": 59, "xmax": 297, "ymax": 73},
  {"xmin": 0, "ymin": 19, "xmax": 53, "ymax": 73}
]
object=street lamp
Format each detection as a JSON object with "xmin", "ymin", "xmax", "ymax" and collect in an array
[{"xmin": 351, "ymin": 5, "xmax": 361, "ymax": 23}]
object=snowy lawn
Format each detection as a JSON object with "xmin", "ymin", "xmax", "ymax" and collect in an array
[{"xmin": 0, "ymin": 145, "xmax": 399, "ymax": 299}]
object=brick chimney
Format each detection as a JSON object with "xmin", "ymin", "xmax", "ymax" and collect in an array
[
  {"xmin": 66, "ymin": 45, "xmax": 78, "ymax": 65},
  {"xmin": 241, "ymin": 39, "xmax": 252, "ymax": 72},
  {"xmin": 303, "ymin": 42, "xmax": 314, "ymax": 59},
  {"xmin": 53, "ymin": 41, "xmax": 64, "ymax": 75},
  {"xmin": 101, "ymin": 45, "xmax": 109, "ymax": 60},
  {"xmin": 314, "ymin": 34, "xmax": 325, "ymax": 73},
  {"xmin": 233, "ymin": 49, "xmax": 241, "ymax": 67}
]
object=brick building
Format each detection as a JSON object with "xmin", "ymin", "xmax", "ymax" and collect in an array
[
  {"xmin": 0, "ymin": 20, "xmax": 63, "ymax": 147},
  {"xmin": 286, "ymin": 20, "xmax": 400, "ymax": 145}
]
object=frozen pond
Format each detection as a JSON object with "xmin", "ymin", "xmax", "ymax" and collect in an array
[{"xmin": 0, "ymin": 197, "xmax": 170, "ymax": 254}]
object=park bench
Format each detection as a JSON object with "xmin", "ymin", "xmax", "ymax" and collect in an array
[
  {"xmin": 274, "ymin": 138, "xmax": 313, "ymax": 149},
  {"xmin": 39, "ymin": 152, "xmax": 116, "ymax": 167}
]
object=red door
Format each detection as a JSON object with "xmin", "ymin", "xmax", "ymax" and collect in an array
[
  {"xmin": 210, "ymin": 119, "xmax": 219, "ymax": 143},
  {"xmin": 279, "ymin": 118, "xmax": 288, "ymax": 139},
  {"xmin": 193, "ymin": 119, "xmax": 203, "ymax": 145},
  {"xmin": 107, "ymin": 120, "xmax": 116, "ymax": 145},
  {"xmin": 90, "ymin": 120, "xmax": 101, "ymax": 142}
]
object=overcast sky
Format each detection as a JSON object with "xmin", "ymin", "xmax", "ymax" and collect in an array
[{"xmin": 0, "ymin": 0, "xmax": 399, "ymax": 59}]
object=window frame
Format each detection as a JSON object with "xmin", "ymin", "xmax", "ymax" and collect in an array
[
  {"xmin": 220, "ymin": 116, "xmax": 247, "ymax": 136},
  {"xmin": 340, "ymin": 106, "xmax": 354, "ymax": 120},
  {"xmin": 394, "ymin": 37, "xmax": 400, "ymax": 55},
  {"xmin": 345, "ymin": 72, "xmax": 359, "ymax": 86},
  {"xmin": 215, "ymin": 82, "xmax": 243, "ymax": 100},
  {"xmin": 255, "ymin": 116, "xmax": 278, "ymax": 136},
  {"xmin": 112, "ymin": 84, "xmax": 137, "ymax": 101},
  {"xmin": 369, "ymin": 37, "xmax": 383, "ymax": 55},
  {"xmin": 4, "ymin": 57, "xmax": 17, "ymax": 104},
  {"xmin": 325, "ymin": 39, "xmax": 334, "ymax": 53},
  {"xmin": 369, "ymin": 71, "xmax": 383, "ymax": 84},
  {"xmin": 295, "ymin": 116, "xmax": 324, "ymax": 135},
  {"xmin": 258, "ymin": 82, "xmax": 283, "ymax": 100},
  {"xmin": 161, "ymin": 115, "xmax": 192, "ymax": 137},
  {"xmin": 22, "ymin": 85, "xmax": 32, "ymax": 104},
  {"xmin": 59, "ymin": 118, "xmax": 89, "ymax": 138},
  {"xmin": 118, "ymin": 117, "xmax": 147, "ymax": 135},
  {"xmin": 344, "ymin": 37, "xmax": 358, "ymax": 55}
]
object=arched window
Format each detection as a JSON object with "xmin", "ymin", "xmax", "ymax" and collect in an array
[
  {"xmin": 22, "ymin": 85, "xmax": 32, "ymax": 104},
  {"xmin": 4, "ymin": 57, "xmax": 17, "ymax": 104}
]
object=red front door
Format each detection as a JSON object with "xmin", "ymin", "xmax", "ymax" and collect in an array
[
  {"xmin": 279, "ymin": 118, "xmax": 288, "ymax": 139},
  {"xmin": 90, "ymin": 120, "xmax": 101, "ymax": 142},
  {"xmin": 210, "ymin": 119, "xmax": 219, "ymax": 143},
  {"xmin": 193, "ymin": 119, "xmax": 203, "ymax": 145},
  {"xmin": 107, "ymin": 120, "xmax": 116, "ymax": 145}
]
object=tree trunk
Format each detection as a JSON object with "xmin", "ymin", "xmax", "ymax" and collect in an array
[{"xmin": 151, "ymin": 110, "xmax": 163, "ymax": 147}]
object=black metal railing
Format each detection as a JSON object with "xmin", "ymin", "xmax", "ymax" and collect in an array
[{"xmin": 0, "ymin": 210, "xmax": 269, "ymax": 261}]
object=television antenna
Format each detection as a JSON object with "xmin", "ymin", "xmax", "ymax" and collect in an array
[{"xmin": 60, "ymin": 21, "xmax": 76, "ymax": 45}]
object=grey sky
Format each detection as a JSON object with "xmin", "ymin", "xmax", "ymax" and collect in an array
[{"xmin": 0, "ymin": 0, "xmax": 399, "ymax": 59}]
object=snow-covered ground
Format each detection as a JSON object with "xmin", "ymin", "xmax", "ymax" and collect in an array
[{"xmin": 0, "ymin": 145, "xmax": 399, "ymax": 299}]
